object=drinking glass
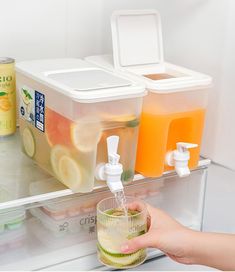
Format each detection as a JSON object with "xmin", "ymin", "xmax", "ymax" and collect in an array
[{"xmin": 97, "ymin": 196, "xmax": 147, "ymax": 269}]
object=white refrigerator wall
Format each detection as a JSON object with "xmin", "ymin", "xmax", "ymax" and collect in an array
[
  {"xmin": 0, "ymin": 0, "xmax": 164, "ymax": 60},
  {"xmin": 0, "ymin": 0, "xmax": 105, "ymax": 61},
  {"xmin": 0, "ymin": 0, "xmax": 67, "ymax": 61},
  {"xmin": 1, "ymin": 0, "xmax": 233, "ymax": 170}
]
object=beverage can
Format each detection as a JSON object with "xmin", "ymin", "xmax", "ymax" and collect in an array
[{"xmin": 0, "ymin": 57, "xmax": 16, "ymax": 137}]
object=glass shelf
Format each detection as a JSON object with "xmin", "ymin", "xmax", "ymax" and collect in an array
[
  {"xmin": 0, "ymin": 132, "xmax": 209, "ymax": 270},
  {"xmin": 0, "ymin": 130, "xmax": 210, "ymax": 211}
]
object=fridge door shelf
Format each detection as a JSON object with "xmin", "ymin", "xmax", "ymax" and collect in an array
[{"xmin": 0, "ymin": 129, "xmax": 210, "ymax": 211}]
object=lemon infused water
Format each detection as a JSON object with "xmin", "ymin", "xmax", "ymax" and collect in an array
[
  {"xmin": 97, "ymin": 197, "xmax": 147, "ymax": 269},
  {"xmin": 114, "ymin": 190, "xmax": 128, "ymax": 216},
  {"xmin": 19, "ymin": 108, "xmax": 140, "ymax": 192},
  {"xmin": 16, "ymin": 58, "xmax": 145, "ymax": 193}
]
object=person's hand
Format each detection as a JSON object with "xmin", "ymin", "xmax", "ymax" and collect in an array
[
  {"xmin": 121, "ymin": 203, "xmax": 195, "ymax": 265},
  {"xmin": 121, "ymin": 203, "xmax": 235, "ymax": 270}
]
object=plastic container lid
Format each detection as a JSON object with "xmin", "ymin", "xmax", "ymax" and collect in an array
[
  {"xmin": 111, "ymin": 10, "xmax": 164, "ymax": 72},
  {"xmin": 0, "ymin": 208, "xmax": 26, "ymax": 226},
  {"xmin": 30, "ymin": 208, "xmax": 71, "ymax": 234},
  {"xmin": 110, "ymin": 10, "xmax": 212, "ymax": 93},
  {"xmin": 86, "ymin": 55, "xmax": 212, "ymax": 93},
  {"xmin": 29, "ymin": 218, "xmax": 96, "ymax": 249},
  {"xmin": 30, "ymin": 180, "xmax": 110, "ymax": 213},
  {"xmin": 30, "ymin": 207, "xmax": 97, "ymax": 237},
  {"xmin": 16, "ymin": 58, "xmax": 146, "ymax": 103}
]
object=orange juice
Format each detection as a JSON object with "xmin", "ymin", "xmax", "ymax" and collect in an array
[
  {"xmin": 85, "ymin": 9, "xmax": 212, "ymax": 181},
  {"xmin": 135, "ymin": 109, "xmax": 206, "ymax": 177}
]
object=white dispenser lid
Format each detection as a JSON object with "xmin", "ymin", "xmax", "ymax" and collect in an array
[
  {"xmin": 86, "ymin": 55, "xmax": 212, "ymax": 93},
  {"xmin": 110, "ymin": 10, "xmax": 212, "ymax": 92},
  {"xmin": 16, "ymin": 59, "xmax": 145, "ymax": 103},
  {"xmin": 111, "ymin": 10, "xmax": 164, "ymax": 73}
]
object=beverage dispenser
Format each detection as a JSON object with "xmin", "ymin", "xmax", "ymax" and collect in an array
[
  {"xmin": 86, "ymin": 9, "xmax": 212, "ymax": 178},
  {"xmin": 16, "ymin": 59, "xmax": 146, "ymax": 192}
]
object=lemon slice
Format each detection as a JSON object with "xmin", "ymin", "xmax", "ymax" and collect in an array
[
  {"xmin": 50, "ymin": 145, "xmax": 70, "ymax": 177},
  {"xmin": 101, "ymin": 114, "xmax": 136, "ymax": 122},
  {"xmin": 98, "ymin": 230, "xmax": 126, "ymax": 254},
  {"xmin": 22, "ymin": 127, "xmax": 35, "ymax": 158},
  {"xmin": 58, "ymin": 155, "xmax": 83, "ymax": 191},
  {"xmin": 98, "ymin": 243, "xmax": 143, "ymax": 266},
  {"xmin": 114, "ymin": 115, "xmax": 136, "ymax": 123},
  {"xmin": 71, "ymin": 119, "xmax": 102, "ymax": 153}
]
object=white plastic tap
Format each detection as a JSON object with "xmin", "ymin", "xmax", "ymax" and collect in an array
[
  {"xmin": 165, "ymin": 142, "xmax": 198, "ymax": 178},
  {"xmin": 95, "ymin": 136, "xmax": 124, "ymax": 193}
]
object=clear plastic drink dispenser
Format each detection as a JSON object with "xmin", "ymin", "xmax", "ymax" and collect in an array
[
  {"xmin": 16, "ymin": 59, "xmax": 146, "ymax": 192},
  {"xmin": 86, "ymin": 9, "xmax": 212, "ymax": 178}
]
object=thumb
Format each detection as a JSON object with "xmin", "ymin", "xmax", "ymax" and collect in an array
[{"xmin": 120, "ymin": 232, "xmax": 153, "ymax": 254}]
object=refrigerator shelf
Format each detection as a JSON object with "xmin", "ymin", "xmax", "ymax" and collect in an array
[
  {"xmin": 0, "ymin": 217, "xmax": 167, "ymax": 271},
  {"xmin": 0, "ymin": 169, "xmax": 207, "ymax": 271},
  {"xmin": 0, "ymin": 129, "xmax": 210, "ymax": 211}
]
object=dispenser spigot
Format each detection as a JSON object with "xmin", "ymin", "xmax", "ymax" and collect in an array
[
  {"xmin": 95, "ymin": 136, "xmax": 124, "ymax": 193},
  {"xmin": 165, "ymin": 142, "xmax": 198, "ymax": 178}
]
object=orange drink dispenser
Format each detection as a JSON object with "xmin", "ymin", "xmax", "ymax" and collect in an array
[
  {"xmin": 16, "ymin": 59, "xmax": 146, "ymax": 192},
  {"xmin": 86, "ymin": 9, "xmax": 212, "ymax": 178}
]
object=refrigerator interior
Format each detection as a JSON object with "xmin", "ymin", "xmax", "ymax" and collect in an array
[
  {"xmin": 0, "ymin": 130, "xmax": 209, "ymax": 270},
  {"xmin": 2, "ymin": 1, "xmax": 235, "ymax": 270}
]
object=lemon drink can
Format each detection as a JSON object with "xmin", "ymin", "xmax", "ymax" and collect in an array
[{"xmin": 0, "ymin": 58, "xmax": 16, "ymax": 137}]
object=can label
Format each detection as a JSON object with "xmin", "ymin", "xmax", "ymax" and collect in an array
[{"xmin": 0, "ymin": 63, "xmax": 16, "ymax": 136}]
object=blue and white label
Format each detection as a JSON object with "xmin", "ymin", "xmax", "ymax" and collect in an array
[
  {"xmin": 19, "ymin": 86, "xmax": 46, "ymax": 132},
  {"xmin": 20, "ymin": 86, "xmax": 35, "ymax": 124},
  {"xmin": 35, "ymin": 91, "xmax": 45, "ymax": 132}
]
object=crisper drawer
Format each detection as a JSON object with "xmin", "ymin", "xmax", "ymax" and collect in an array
[{"xmin": 0, "ymin": 167, "xmax": 207, "ymax": 271}]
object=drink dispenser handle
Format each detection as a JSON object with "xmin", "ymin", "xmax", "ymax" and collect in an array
[
  {"xmin": 177, "ymin": 142, "xmax": 198, "ymax": 153},
  {"xmin": 107, "ymin": 136, "xmax": 120, "ymax": 165},
  {"xmin": 166, "ymin": 142, "xmax": 198, "ymax": 178},
  {"xmin": 95, "ymin": 136, "xmax": 124, "ymax": 193}
]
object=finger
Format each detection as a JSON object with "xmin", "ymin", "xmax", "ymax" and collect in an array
[
  {"xmin": 145, "ymin": 202, "xmax": 159, "ymax": 216},
  {"xmin": 127, "ymin": 202, "xmax": 156, "ymax": 229},
  {"xmin": 120, "ymin": 232, "xmax": 154, "ymax": 254},
  {"xmin": 127, "ymin": 201, "xmax": 151, "ymax": 228},
  {"xmin": 127, "ymin": 201, "xmax": 146, "ymax": 212}
]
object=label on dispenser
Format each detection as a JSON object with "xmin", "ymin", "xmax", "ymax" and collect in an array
[
  {"xmin": 20, "ymin": 86, "xmax": 35, "ymax": 124},
  {"xmin": 20, "ymin": 86, "xmax": 45, "ymax": 132},
  {"xmin": 35, "ymin": 91, "xmax": 45, "ymax": 132}
]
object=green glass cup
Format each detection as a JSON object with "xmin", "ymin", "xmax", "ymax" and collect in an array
[{"xmin": 97, "ymin": 196, "xmax": 147, "ymax": 269}]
